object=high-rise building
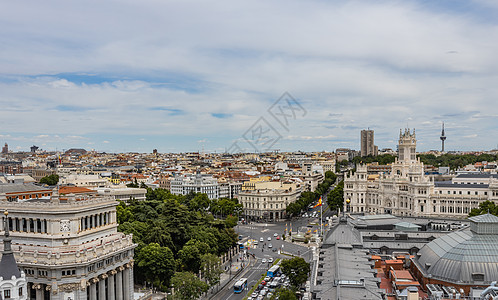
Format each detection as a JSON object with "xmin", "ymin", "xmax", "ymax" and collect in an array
[
  {"xmin": 360, "ymin": 130, "xmax": 377, "ymax": 157},
  {"xmin": 2, "ymin": 143, "xmax": 8, "ymax": 154}
]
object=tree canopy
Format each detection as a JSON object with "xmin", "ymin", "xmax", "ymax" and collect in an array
[
  {"xmin": 286, "ymin": 172, "xmax": 336, "ymax": 218},
  {"xmin": 469, "ymin": 200, "xmax": 498, "ymax": 217},
  {"xmin": 170, "ymin": 271, "xmax": 209, "ymax": 300},
  {"xmin": 39, "ymin": 174, "xmax": 59, "ymax": 185},
  {"xmin": 326, "ymin": 180, "xmax": 344, "ymax": 213},
  {"xmin": 116, "ymin": 189, "xmax": 238, "ymax": 292},
  {"xmin": 280, "ymin": 257, "xmax": 310, "ymax": 288}
]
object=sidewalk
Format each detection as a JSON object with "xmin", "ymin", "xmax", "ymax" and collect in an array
[{"xmin": 204, "ymin": 252, "xmax": 253, "ymax": 299}]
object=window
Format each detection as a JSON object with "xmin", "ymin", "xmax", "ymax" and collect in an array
[
  {"xmin": 19, "ymin": 287, "xmax": 23, "ymax": 296},
  {"xmin": 4, "ymin": 290, "xmax": 11, "ymax": 299}
]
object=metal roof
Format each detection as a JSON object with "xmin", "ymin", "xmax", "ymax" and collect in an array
[
  {"xmin": 0, "ymin": 183, "xmax": 51, "ymax": 194},
  {"xmin": 323, "ymin": 220, "xmax": 362, "ymax": 246},
  {"xmin": 469, "ymin": 213, "xmax": 498, "ymax": 223},
  {"xmin": 415, "ymin": 228, "xmax": 498, "ymax": 284},
  {"xmin": 434, "ymin": 182, "xmax": 489, "ymax": 188},
  {"xmin": 314, "ymin": 244, "xmax": 384, "ymax": 300},
  {"xmin": 455, "ymin": 174, "xmax": 498, "ymax": 179}
]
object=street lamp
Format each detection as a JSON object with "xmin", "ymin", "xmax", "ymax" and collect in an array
[{"xmin": 343, "ymin": 199, "xmax": 350, "ymax": 218}]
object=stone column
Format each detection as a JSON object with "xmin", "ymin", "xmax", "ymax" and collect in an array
[
  {"xmin": 90, "ymin": 281, "xmax": 97, "ymax": 300},
  {"xmin": 123, "ymin": 267, "xmax": 130, "ymax": 300},
  {"xmin": 35, "ymin": 285, "xmax": 45, "ymax": 300},
  {"xmin": 98, "ymin": 275, "xmax": 106, "ymax": 300},
  {"xmin": 116, "ymin": 268, "xmax": 123, "ymax": 300},
  {"xmin": 108, "ymin": 271, "xmax": 116, "ymax": 300}
]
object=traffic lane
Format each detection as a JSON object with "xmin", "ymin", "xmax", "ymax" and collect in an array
[{"xmin": 217, "ymin": 259, "xmax": 266, "ymax": 300}]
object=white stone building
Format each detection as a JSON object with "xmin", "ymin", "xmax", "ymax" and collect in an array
[
  {"xmin": 170, "ymin": 173, "xmax": 219, "ymax": 200},
  {"xmin": 344, "ymin": 129, "xmax": 498, "ymax": 218},
  {"xmin": 238, "ymin": 181, "xmax": 303, "ymax": 221},
  {"xmin": 0, "ymin": 190, "xmax": 136, "ymax": 300}
]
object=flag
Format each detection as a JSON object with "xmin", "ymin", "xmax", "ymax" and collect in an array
[{"xmin": 313, "ymin": 197, "xmax": 322, "ymax": 208}]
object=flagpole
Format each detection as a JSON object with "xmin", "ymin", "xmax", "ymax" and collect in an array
[{"xmin": 320, "ymin": 199, "xmax": 323, "ymax": 237}]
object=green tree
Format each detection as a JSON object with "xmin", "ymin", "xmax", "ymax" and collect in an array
[
  {"xmin": 225, "ymin": 215, "xmax": 238, "ymax": 228},
  {"xmin": 469, "ymin": 200, "xmax": 498, "ymax": 217},
  {"xmin": 327, "ymin": 180, "xmax": 344, "ymax": 213},
  {"xmin": 136, "ymin": 243, "xmax": 176, "ymax": 288},
  {"xmin": 270, "ymin": 288, "xmax": 298, "ymax": 300},
  {"xmin": 200, "ymin": 253, "xmax": 223, "ymax": 287},
  {"xmin": 325, "ymin": 171, "xmax": 337, "ymax": 183},
  {"xmin": 171, "ymin": 271, "xmax": 209, "ymax": 300},
  {"xmin": 40, "ymin": 174, "xmax": 59, "ymax": 185},
  {"xmin": 280, "ymin": 257, "xmax": 310, "ymax": 288},
  {"xmin": 116, "ymin": 201, "xmax": 134, "ymax": 224},
  {"xmin": 178, "ymin": 239, "xmax": 210, "ymax": 272}
]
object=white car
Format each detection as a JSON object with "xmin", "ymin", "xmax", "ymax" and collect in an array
[
  {"xmin": 273, "ymin": 232, "xmax": 278, "ymax": 237},
  {"xmin": 260, "ymin": 237, "xmax": 264, "ymax": 242},
  {"xmin": 262, "ymin": 258, "xmax": 267, "ymax": 263},
  {"xmin": 267, "ymin": 237, "xmax": 271, "ymax": 241},
  {"xmin": 268, "ymin": 257, "xmax": 274, "ymax": 263},
  {"xmin": 268, "ymin": 243, "xmax": 272, "ymax": 248}
]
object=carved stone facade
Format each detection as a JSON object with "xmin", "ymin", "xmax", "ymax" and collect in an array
[
  {"xmin": 0, "ymin": 191, "xmax": 136, "ymax": 300},
  {"xmin": 344, "ymin": 129, "xmax": 498, "ymax": 218}
]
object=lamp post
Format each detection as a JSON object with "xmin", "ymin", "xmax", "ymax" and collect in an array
[{"xmin": 343, "ymin": 199, "xmax": 350, "ymax": 218}]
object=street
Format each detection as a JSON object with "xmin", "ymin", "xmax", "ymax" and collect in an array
[{"xmin": 215, "ymin": 195, "xmax": 333, "ymax": 300}]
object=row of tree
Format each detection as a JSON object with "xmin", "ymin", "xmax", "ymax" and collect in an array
[
  {"xmin": 469, "ymin": 200, "xmax": 498, "ymax": 217},
  {"xmin": 326, "ymin": 180, "xmax": 344, "ymax": 213},
  {"xmin": 286, "ymin": 171, "xmax": 337, "ymax": 217},
  {"xmin": 349, "ymin": 153, "xmax": 498, "ymax": 171},
  {"xmin": 117, "ymin": 189, "xmax": 239, "ymax": 295}
]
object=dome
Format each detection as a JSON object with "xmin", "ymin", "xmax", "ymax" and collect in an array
[{"xmin": 415, "ymin": 214, "xmax": 498, "ymax": 284}]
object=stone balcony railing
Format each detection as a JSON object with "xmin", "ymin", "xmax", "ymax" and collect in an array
[
  {"xmin": 0, "ymin": 195, "xmax": 116, "ymax": 212},
  {"xmin": 7, "ymin": 233, "xmax": 135, "ymax": 266}
]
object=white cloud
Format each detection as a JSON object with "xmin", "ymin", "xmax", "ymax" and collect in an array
[{"xmin": 0, "ymin": 0, "xmax": 496, "ymax": 151}]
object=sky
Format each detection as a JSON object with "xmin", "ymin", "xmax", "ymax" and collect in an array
[{"xmin": 1, "ymin": 0, "xmax": 497, "ymax": 154}]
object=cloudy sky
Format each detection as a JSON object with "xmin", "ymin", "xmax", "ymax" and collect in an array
[{"xmin": 1, "ymin": 0, "xmax": 497, "ymax": 153}]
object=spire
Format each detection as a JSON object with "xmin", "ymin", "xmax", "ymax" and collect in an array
[
  {"xmin": 0, "ymin": 210, "xmax": 22, "ymax": 279},
  {"xmin": 2, "ymin": 210, "xmax": 12, "ymax": 253}
]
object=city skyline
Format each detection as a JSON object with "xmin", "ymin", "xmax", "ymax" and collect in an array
[{"xmin": 1, "ymin": 1, "xmax": 497, "ymax": 153}]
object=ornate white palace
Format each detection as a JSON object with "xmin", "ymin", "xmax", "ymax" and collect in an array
[
  {"xmin": 344, "ymin": 129, "xmax": 498, "ymax": 218},
  {"xmin": 0, "ymin": 190, "xmax": 136, "ymax": 300}
]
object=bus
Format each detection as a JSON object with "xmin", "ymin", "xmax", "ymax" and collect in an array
[
  {"xmin": 234, "ymin": 278, "xmax": 248, "ymax": 293},
  {"xmin": 267, "ymin": 265, "xmax": 280, "ymax": 278}
]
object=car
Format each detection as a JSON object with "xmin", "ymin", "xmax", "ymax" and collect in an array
[
  {"xmin": 276, "ymin": 236, "xmax": 280, "ymax": 240},
  {"xmin": 273, "ymin": 232, "xmax": 278, "ymax": 237},
  {"xmin": 267, "ymin": 237, "xmax": 271, "ymax": 241},
  {"xmin": 268, "ymin": 257, "xmax": 274, "ymax": 263},
  {"xmin": 252, "ymin": 292, "xmax": 259, "ymax": 298},
  {"xmin": 261, "ymin": 280, "xmax": 267, "ymax": 286},
  {"xmin": 264, "ymin": 276, "xmax": 271, "ymax": 282},
  {"xmin": 260, "ymin": 237, "xmax": 264, "ymax": 242},
  {"xmin": 260, "ymin": 289, "xmax": 267, "ymax": 296},
  {"xmin": 254, "ymin": 240, "xmax": 258, "ymax": 245},
  {"xmin": 268, "ymin": 243, "xmax": 272, "ymax": 248},
  {"xmin": 262, "ymin": 258, "xmax": 267, "ymax": 263}
]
